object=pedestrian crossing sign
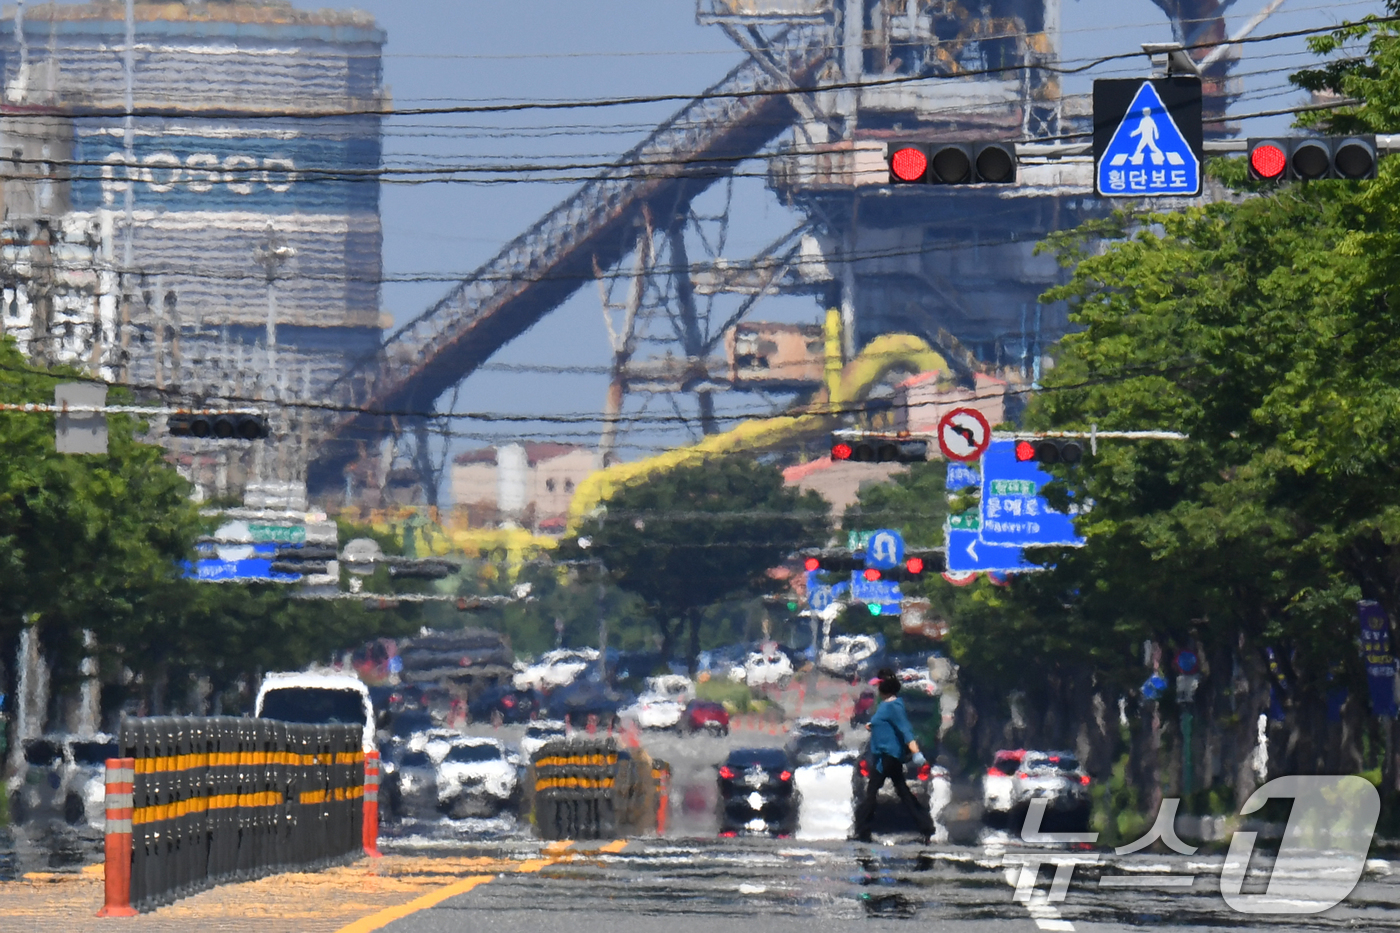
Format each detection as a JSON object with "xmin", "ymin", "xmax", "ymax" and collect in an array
[{"xmin": 1093, "ymin": 78, "xmax": 1202, "ymax": 197}]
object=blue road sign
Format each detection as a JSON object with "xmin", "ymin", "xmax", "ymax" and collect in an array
[
  {"xmin": 945, "ymin": 528, "xmax": 1036, "ymax": 573},
  {"xmin": 806, "ymin": 571, "xmax": 849, "ymax": 611},
  {"xmin": 1097, "ymin": 82, "xmax": 1200, "ymax": 197},
  {"xmin": 184, "ymin": 558, "xmax": 302, "ymax": 583},
  {"xmin": 979, "ymin": 439, "xmax": 1086, "ymax": 548},
  {"xmin": 865, "ymin": 528, "xmax": 905, "ymax": 570},
  {"xmin": 851, "ymin": 573, "xmax": 901, "ymax": 615},
  {"xmin": 946, "ymin": 461, "xmax": 980, "ymax": 492}
]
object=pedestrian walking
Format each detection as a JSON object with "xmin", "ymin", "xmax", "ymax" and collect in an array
[{"xmin": 853, "ymin": 669, "xmax": 934, "ymax": 843}]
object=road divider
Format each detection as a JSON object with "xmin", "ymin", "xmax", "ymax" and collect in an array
[{"xmin": 99, "ymin": 717, "xmax": 371, "ymax": 915}]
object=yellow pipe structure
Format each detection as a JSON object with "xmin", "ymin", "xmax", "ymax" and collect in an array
[{"xmin": 565, "ymin": 324, "xmax": 949, "ymax": 534}]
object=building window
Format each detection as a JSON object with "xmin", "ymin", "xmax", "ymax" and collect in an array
[
  {"xmin": 545, "ymin": 478, "xmax": 556, "ymax": 492},
  {"xmin": 564, "ymin": 478, "xmax": 575, "ymax": 492}
]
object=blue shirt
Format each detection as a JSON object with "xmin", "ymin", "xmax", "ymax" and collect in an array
[{"xmin": 869, "ymin": 696, "xmax": 915, "ymax": 766}]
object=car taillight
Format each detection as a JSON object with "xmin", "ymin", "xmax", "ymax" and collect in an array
[
  {"xmin": 917, "ymin": 764, "xmax": 932, "ymax": 781},
  {"xmin": 1016, "ymin": 772, "xmax": 1028, "ymax": 779},
  {"xmin": 1079, "ymin": 774, "xmax": 1091, "ymax": 785},
  {"xmin": 719, "ymin": 830, "xmax": 737, "ymax": 837},
  {"xmin": 987, "ymin": 767, "xmax": 1006, "ymax": 777},
  {"xmin": 858, "ymin": 759, "xmax": 870, "ymax": 777},
  {"xmin": 719, "ymin": 766, "xmax": 735, "ymax": 780},
  {"xmin": 779, "ymin": 770, "xmax": 792, "ymax": 782},
  {"xmin": 503, "ymin": 696, "xmax": 515, "ymax": 707}
]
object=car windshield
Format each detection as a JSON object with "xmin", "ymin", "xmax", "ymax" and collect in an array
[
  {"xmin": 391, "ymin": 712, "xmax": 435, "ymax": 736},
  {"xmin": 400, "ymin": 750, "xmax": 431, "ymax": 768},
  {"xmin": 260, "ymin": 687, "xmax": 365, "ymax": 726},
  {"xmin": 794, "ymin": 721, "xmax": 838, "ymax": 736},
  {"xmin": 791, "ymin": 735, "xmax": 840, "ymax": 754},
  {"xmin": 71, "ymin": 740, "xmax": 118, "ymax": 765},
  {"xmin": 24, "ymin": 740, "xmax": 62, "ymax": 766},
  {"xmin": 526, "ymin": 727, "xmax": 564, "ymax": 739},
  {"xmin": 1026, "ymin": 754, "xmax": 1080, "ymax": 772},
  {"xmin": 446, "ymin": 743, "xmax": 502, "ymax": 763},
  {"xmin": 727, "ymin": 748, "xmax": 788, "ymax": 769}
]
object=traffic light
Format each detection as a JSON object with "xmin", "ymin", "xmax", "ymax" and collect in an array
[
  {"xmin": 886, "ymin": 142, "xmax": 1017, "ymax": 185},
  {"xmin": 269, "ymin": 545, "xmax": 337, "ymax": 576},
  {"xmin": 831, "ymin": 433, "xmax": 929, "ymax": 463},
  {"xmin": 1014, "ymin": 438, "xmax": 1082, "ymax": 465},
  {"xmin": 1247, "ymin": 136, "xmax": 1377, "ymax": 182},
  {"xmin": 388, "ymin": 558, "xmax": 459, "ymax": 580},
  {"xmin": 802, "ymin": 551, "xmax": 863, "ymax": 575},
  {"xmin": 870, "ymin": 556, "xmax": 931, "ymax": 582},
  {"xmin": 168, "ymin": 412, "xmax": 269, "ymax": 440}
]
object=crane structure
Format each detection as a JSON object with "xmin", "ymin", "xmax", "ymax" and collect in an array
[{"xmin": 311, "ymin": 0, "xmax": 1263, "ymax": 507}]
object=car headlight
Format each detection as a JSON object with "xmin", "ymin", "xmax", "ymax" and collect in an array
[{"xmin": 399, "ymin": 775, "xmax": 415, "ymax": 793}]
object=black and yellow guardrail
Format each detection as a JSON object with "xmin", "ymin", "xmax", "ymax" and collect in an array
[
  {"xmin": 111, "ymin": 717, "xmax": 365, "ymax": 912},
  {"xmin": 531, "ymin": 738, "xmax": 670, "ymax": 840}
]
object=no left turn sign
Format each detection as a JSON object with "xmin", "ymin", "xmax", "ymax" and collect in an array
[{"xmin": 937, "ymin": 407, "xmax": 991, "ymax": 462}]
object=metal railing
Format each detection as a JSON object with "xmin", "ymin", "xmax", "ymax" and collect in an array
[{"xmin": 102, "ymin": 717, "xmax": 367, "ymax": 913}]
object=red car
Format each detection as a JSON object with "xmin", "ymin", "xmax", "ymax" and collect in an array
[
  {"xmin": 683, "ymin": 699, "xmax": 730, "ymax": 736},
  {"xmin": 849, "ymin": 689, "xmax": 876, "ymax": 727}
]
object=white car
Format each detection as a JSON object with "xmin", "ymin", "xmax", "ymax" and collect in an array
[
  {"xmin": 818, "ymin": 635, "xmax": 881, "ymax": 682},
  {"xmin": 744, "ymin": 650, "xmax": 793, "ymax": 687},
  {"xmin": 621, "ymin": 695, "xmax": 685, "ymax": 730},
  {"xmin": 435, "ymin": 737, "xmax": 520, "ymax": 818},
  {"xmin": 642, "ymin": 674, "xmax": 695, "ymax": 704},
  {"xmin": 407, "ymin": 727, "xmax": 468, "ymax": 764},
  {"xmin": 519, "ymin": 720, "xmax": 568, "ymax": 760},
  {"xmin": 513, "ymin": 648, "xmax": 599, "ymax": 692}
]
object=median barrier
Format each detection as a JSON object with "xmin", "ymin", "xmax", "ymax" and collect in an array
[{"xmin": 97, "ymin": 717, "xmax": 369, "ymax": 916}]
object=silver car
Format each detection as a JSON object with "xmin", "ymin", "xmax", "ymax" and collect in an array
[
  {"xmin": 9, "ymin": 734, "xmax": 117, "ymax": 829},
  {"xmin": 984, "ymin": 749, "xmax": 1090, "ymax": 830}
]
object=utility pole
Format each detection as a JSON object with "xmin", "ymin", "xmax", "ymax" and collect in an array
[{"xmin": 253, "ymin": 224, "xmax": 295, "ymax": 380}]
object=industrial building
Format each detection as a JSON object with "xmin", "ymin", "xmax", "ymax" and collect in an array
[
  {"xmin": 313, "ymin": 0, "xmax": 1247, "ymax": 506},
  {"xmin": 0, "ymin": 0, "xmax": 385, "ymax": 500}
]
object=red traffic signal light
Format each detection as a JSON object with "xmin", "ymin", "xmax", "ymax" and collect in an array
[
  {"xmin": 804, "ymin": 557, "xmax": 820, "ymax": 572},
  {"xmin": 1248, "ymin": 141, "xmax": 1287, "ymax": 181},
  {"xmin": 889, "ymin": 145, "xmax": 928, "ymax": 183},
  {"xmin": 886, "ymin": 141, "xmax": 1016, "ymax": 185},
  {"xmin": 863, "ymin": 568, "xmax": 882, "ymax": 581},
  {"xmin": 831, "ymin": 434, "xmax": 928, "ymax": 463},
  {"xmin": 1014, "ymin": 438, "xmax": 1083, "ymax": 464},
  {"xmin": 1248, "ymin": 136, "xmax": 1377, "ymax": 182},
  {"xmin": 905, "ymin": 557, "xmax": 924, "ymax": 575}
]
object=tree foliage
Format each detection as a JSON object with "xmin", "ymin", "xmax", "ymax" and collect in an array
[{"xmin": 560, "ymin": 457, "xmax": 829, "ymax": 665}]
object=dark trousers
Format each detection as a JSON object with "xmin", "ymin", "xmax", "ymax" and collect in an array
[{"xmin": 853, "ymin": 754, "xmax": 933, "ymax": 840}]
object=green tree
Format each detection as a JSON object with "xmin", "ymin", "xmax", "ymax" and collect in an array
[{"xmin": 560, "ymin": 457, "xmax": 828, "ymax": 669}]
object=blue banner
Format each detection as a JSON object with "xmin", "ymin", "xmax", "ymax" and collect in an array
[
  {"xmin": 978, "ymin": 440, "xmax": 1085, "ymax": 548},
  {"xmin": 1358, "ymin": 601, "xmax": 1398, "ymax": 718},
  {"xmin": 72, "ymin": 123, "xmax": 379, "ymax": 215}
]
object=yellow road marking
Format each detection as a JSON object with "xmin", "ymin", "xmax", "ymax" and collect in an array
[
  {"xmin": 334, "ymin": 840, "xmax": 628, "ymax": 933},
  {"xmin": 333, "ymin": 875, "xmax": 496, "ymax": 933}
]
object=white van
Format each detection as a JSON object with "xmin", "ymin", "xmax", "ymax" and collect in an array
[{"xmin": 254, "ymin": 671, "xmax": 376, "ymax": 751}]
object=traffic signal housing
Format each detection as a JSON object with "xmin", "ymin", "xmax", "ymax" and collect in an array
[
  {"xmin": 886, "ymin": 141, "xmax": 1017, "ymax": 185},
  {"xmin": 859, "ymin": 555, "xmax": 932, "ymax": 582},
  {"xmin": 831, "ymin": 433, "xmax": 929, "ymax": 463},
  {"xmin": 1247, "ymin": 136, "xmax": 1377, "ymax": 182},
  {"xmin": 169, "ymin": 412, "xmax": 269, "ymax": 440},
  {"xmin": 1014, "ymin": 438, "xmax": 1083, "ymax": 465}
]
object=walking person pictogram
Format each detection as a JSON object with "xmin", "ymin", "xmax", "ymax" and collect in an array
[
  {"xmin": 852, "ymin": 669, "xmax": 935, "ymax": 844},
  {"xmin": 1129, "ymin": 107, "xmax": 1164, "ymax": 165}
]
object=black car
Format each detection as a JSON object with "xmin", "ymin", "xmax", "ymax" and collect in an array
[
  {"xmin": 717, "ymin": 747, "xmax": 798, "ymax": 836},
  {"xmin": 545, "ymin": 676, "xmax": 633, "ymax": 726},
  {"xmin": 784, "ymin": 719, "xmax": 843, "ymax": 766},
  {"xmin": 469, "ymin": 685, "xmax": 544, "ymax": 724}
]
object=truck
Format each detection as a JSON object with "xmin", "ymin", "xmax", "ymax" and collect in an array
[{"xmin": 254, "ymin": 670, "xmax": 376, "ymax": 751}]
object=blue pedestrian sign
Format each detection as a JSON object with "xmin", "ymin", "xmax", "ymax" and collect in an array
[
  {"xmin": 864, "ymin": 528, "xmax": 905, "ymax": 570},
  {"xmin": 1094, "ymin": 78, "xmax": 1202, "ymax": 197},
  {"xmin": 979, "ymin": 440, "xmax": 1086, "ymax": 548}
]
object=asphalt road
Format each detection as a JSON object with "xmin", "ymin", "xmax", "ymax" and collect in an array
[{"xmin": 372, "ymin": 835, "xmax": 1400, "ymax": 933}]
